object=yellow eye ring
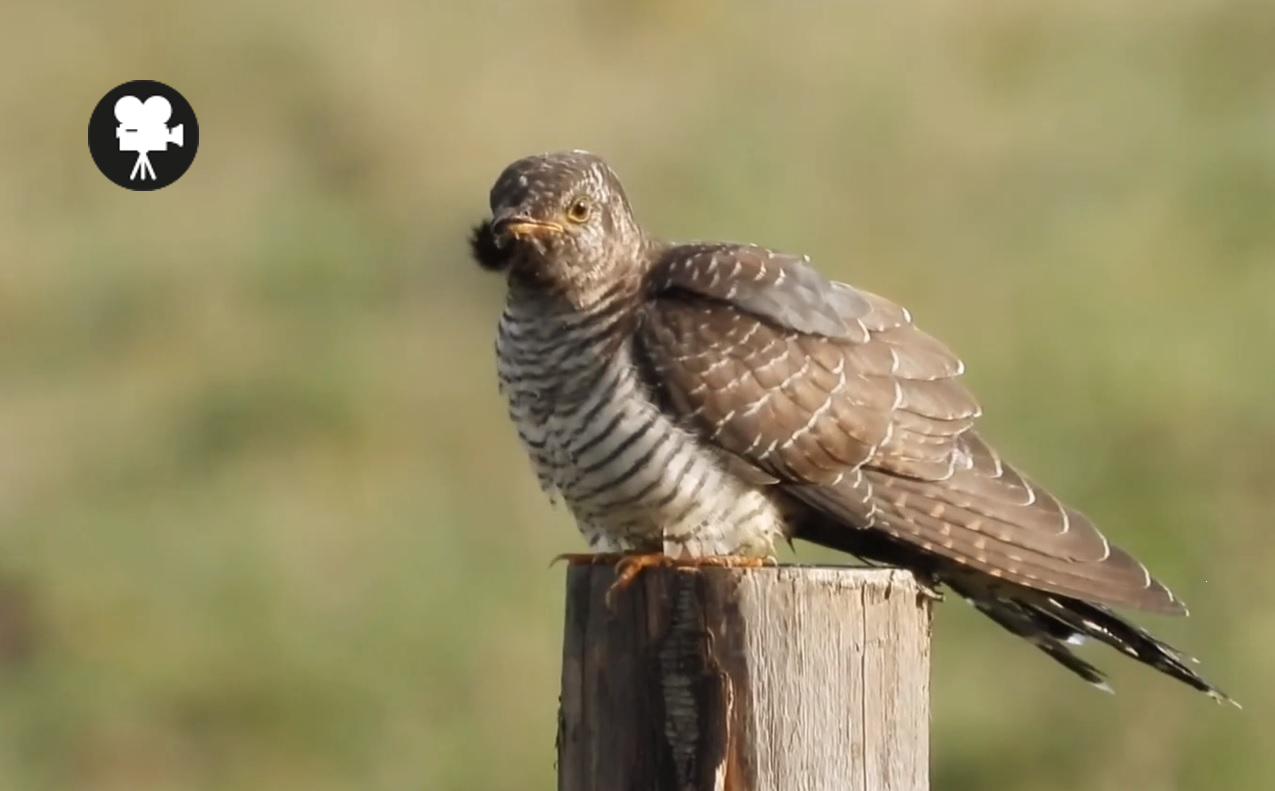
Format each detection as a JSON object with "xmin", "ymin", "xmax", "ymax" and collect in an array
[{"xmin": 566, "ymin": 198, "xmax": 592, "ymax": 224}]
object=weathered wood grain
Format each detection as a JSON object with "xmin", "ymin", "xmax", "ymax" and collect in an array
[{"xmin": 557, "ymin": 564, "xmax": 932, "ymax": 791}]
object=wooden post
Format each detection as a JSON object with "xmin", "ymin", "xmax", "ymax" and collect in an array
[{"xmin": 557, "ymin": 565, "xmax": 932, "ymax": 791}]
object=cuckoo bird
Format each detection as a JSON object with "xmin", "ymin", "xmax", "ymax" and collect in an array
[{"xmin": 469, "ymin": 149, "xmax": 1232, "ymax": 704}]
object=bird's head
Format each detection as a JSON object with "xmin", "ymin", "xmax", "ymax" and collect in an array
[{"xmin": 471, "ymin": 150, "xmax": 646, "ymax": 303}]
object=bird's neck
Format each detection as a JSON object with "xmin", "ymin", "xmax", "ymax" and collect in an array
[
  {"xmin": 506, "ymin": 238, "xmax": 660, "ymax": 318},
  {"xmin": 505, "ymin": 272, "xmax": 639, "ymax": 325}
]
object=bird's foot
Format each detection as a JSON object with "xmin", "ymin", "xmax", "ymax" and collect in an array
[
  {"xmin": 605, "ymin": 553, "xmax": 777, "ymax": 607},
  {"xmin": 605, "ymin": 553, "xmax": 673, "ymax": 607},
  {"xmin": 913, "ymin": 572, "xmax": 946, "ymax": 603},
  {"xmin": 549, "ymin": 552, "xmax": 627, "ymax": 568},
  {"xmin": 674, "ymin": 554, "xmax": 778, "ymax": 571}
]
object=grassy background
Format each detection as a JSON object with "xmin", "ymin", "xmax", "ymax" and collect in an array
[{"xmin": 2, "ymin": 0, "xmax": 1273, "ymax": 788}]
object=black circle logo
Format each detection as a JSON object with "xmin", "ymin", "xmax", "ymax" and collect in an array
[{"xmin": 88, "ymin": 80, "xmax": 199, "ymax": 191}]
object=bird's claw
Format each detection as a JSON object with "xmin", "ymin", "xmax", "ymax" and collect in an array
[
  {"xmin": 914, "ymin": 573, "xmax": 945, "ymax": 603},
  {"xmin": 606, "ymin": 553, "xmax": 670, "ymax": 608},
  {"xmin": 548, "ymin": 552, "xmax": 626, "ymax": 569},
  {"xmin": 550, "ymin": 551, "xmax": 775, "ymax": 607},
  {"xmin": 604, "ymin": 553, "xmax": 777, "ymax": 608}
]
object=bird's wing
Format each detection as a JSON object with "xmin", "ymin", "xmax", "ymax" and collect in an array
[
  {"xmin": 636, "ymin": 243, "xmax": 1184, "ymax": 615},
  {"xmin": 649, "ymin": 242, "xmax": 873, "ymax": 337}
]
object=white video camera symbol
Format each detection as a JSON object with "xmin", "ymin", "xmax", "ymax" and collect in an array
[{"xmin": 115, "ymin": 96, "xmax": 184, "ymax": 181}]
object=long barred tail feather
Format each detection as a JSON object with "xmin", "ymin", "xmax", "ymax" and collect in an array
[
  {"xmin": 791, "ymin": 508, "xmax": 1237, "ymax": 706},
  {"xmin": 942, "ymin": 579, "xmax": 1239, "ymax": 706}
]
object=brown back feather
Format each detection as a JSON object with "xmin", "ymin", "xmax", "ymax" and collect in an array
[{"xmin": 637, "ymin": 244, "xmax": 1184, "ymax": 615}]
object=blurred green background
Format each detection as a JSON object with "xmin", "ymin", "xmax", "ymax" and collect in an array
[{"xmin": 2, "ymin": 0, "xmax": 1272, "ymax": 788}]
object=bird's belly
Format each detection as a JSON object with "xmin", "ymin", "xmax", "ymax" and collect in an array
[
  {"xmin": 557, "ymin": 412, "xmax": 782, "ymax": 556},
  {"xmin": 514, "ymin": 375, "xmax": 785, "ymax": 558}
]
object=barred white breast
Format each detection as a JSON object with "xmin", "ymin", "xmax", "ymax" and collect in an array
[{"xmin": 496, "ymin": 292, "xmax": 785, "ymax": 558}]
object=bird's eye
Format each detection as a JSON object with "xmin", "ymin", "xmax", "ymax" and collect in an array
[{"xmin": 566, "ymin": 197, "xmax": 592, "ymax": 224}]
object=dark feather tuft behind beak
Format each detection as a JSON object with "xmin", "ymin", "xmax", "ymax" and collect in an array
[{"xmin": 469, "ymin": 220, "xmax": 510, "ymax": 272}]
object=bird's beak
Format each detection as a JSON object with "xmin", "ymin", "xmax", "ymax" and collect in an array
[{"xmin": 492, "ymin": 214, "xmax": 564, "ymax": 243}]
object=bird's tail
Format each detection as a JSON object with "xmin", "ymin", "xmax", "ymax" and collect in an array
[
  {"xmin": 788, "ymin": 505, "xmax": 1236, "ymax": 704},
  {"xmin": 944, "ymin": 579, "xmax": 1238, "ymax": 707}
]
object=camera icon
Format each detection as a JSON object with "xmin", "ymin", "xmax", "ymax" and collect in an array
[{"xmin": 115, "ymin": 96, "xmax": 184, "ymax": 181}]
